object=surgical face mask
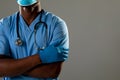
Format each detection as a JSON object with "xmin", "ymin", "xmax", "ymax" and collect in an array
[{"xmin": 16, "ymin": 0, "xmax": 38, "ymax": 6}]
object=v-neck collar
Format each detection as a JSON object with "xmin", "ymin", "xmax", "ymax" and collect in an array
[{"xmin": 19, "ymin": 13, "xmax": 41, "ymax": 32}]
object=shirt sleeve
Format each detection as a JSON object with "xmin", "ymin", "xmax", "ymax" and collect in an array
[
  {"xmin": 39, "ymin": 18, "xmax": 69, "ymax": 63},
  {"xmin": 0, "ymin": 19, "xmax": 10, "ymax": 56}
]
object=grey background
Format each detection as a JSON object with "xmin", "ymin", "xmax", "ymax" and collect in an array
[{"xmin": 0, "ymin": 0, "xmax": 120, "ymax": 80}]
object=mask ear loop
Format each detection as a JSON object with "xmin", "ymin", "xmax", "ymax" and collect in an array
[{"xmin": 15, "ymin": 12, "xmax": 23, "ymax": 46}]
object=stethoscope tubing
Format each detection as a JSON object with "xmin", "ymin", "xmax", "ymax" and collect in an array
[{"xmin": 16, "ymin": 9, "xmax": 48, "ymax": 50}]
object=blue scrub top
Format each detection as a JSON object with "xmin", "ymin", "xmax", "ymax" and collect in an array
[{"xmin": 0, "ymin": 10, "xmax": 69, "ymax": 80}]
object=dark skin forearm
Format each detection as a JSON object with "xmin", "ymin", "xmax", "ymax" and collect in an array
[
  {"xmin": 0, "ymin": 54, "xmax": 41, "ymax": 77},
  {"xmin": 0, "ymin": 55, "xmax": 63, "ymax": 78},
  {"xmin": 24, "ymin": 62, "xmax": 63, "ymax": 78}
]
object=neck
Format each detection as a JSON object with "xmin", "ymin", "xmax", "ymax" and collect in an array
[{"xmin": 19, "ymin": 2, "xmax": 41, "ymax": 26}]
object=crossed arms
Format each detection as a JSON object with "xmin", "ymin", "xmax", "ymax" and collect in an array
[{"xmin": 0, "ymin": 54, "xmax": 63, "ymax": 78}]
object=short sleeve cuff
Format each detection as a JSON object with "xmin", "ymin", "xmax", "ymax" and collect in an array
[{"xmin": 38, "ymin": 45, "xmax": 69, "ymax": 64}]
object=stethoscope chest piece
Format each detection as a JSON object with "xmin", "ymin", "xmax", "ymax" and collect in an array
[{"xmin": 15, "ymin": 38, "xmax": 23, "ymax": 46}]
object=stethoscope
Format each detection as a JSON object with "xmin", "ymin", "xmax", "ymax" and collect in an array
[{"xmin": 15, "ymin": 9, "xmax": 48, "ymax": 50}]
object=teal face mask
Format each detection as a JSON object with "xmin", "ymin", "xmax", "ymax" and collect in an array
[{"xmin": 17, "ymin": 0, "xmax": 37, "ymax": 6}]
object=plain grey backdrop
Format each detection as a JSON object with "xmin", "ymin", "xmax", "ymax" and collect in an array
[{"xmin": 0, "ymin": 0, "xmax": 120, "ymax": 80}]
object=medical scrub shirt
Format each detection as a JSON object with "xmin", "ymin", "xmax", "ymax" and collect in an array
[{"xmin": 0, "ymin": 10, "xmax": 69, "ymax": 80}]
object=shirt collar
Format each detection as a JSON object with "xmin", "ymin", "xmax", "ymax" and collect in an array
[{"xmin": 19, "ymin": 12, "xmax": 41, "ymax": 32}]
